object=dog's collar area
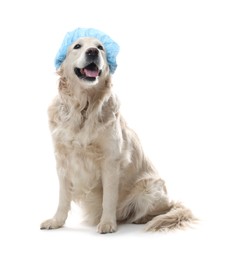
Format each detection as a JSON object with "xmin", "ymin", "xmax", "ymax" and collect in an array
[{"xmin": 74, "ymin": 63, "xmax": 102, "ymax": 81}]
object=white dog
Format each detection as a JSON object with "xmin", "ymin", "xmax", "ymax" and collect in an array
[{"xmin": 40, "ymin": 37, "xmax": 195, "ymax": 233}]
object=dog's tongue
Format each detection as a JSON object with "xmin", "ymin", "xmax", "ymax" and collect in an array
[{"xmin": 84, "ymin": 68, "xmax": 99, "ymax": 78}]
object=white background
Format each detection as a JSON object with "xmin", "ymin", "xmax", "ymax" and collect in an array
[{"xmin": 0, "ymin": 0, "xmax": 232, "ymax": 259}]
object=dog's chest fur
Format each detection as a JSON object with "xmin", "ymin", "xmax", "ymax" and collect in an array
[{"xmin": 48, "ymin": 93, "xmax": 121, "ymax": 199}]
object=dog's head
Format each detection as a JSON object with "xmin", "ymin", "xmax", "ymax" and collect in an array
[{"xmin": 61, "ymin": 37, "xmax": 109, "ymax": 88}]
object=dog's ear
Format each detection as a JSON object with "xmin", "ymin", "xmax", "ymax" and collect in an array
[
  {"xmin": 57, "ymin": 69, "xmax": 72, "ymax": 96},
  {"xmin": 56, "ymin": 67, "xmax": 63, "ymax": 77}
]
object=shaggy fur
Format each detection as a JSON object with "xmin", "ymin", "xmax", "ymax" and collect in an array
[{"xmin": 40, "ymin": 37, "xmax": 195, "ymax": 233}]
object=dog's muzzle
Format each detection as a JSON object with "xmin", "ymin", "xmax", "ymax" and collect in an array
[{"xmin": 74, "ymin": 48, "xmax": 102, "ymax": 82}]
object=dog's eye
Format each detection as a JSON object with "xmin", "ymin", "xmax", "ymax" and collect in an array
[
  {"xmin": 97, "ymin": 45, "xmax": 104, "ymax": 51},
  {"xmin": 73, "ymin": 44, "xmax": 81, "ymax": 49}
]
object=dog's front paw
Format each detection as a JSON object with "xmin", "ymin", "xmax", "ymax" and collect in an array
[
  {"xmin": 97, "ymin": 221, "xmax": 117, "ymax": 234},
  {"xmin": 40, "ymin": 218, "xmax": 64, "ymax": 230}
]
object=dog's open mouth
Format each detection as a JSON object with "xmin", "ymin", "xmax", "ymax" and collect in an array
[{"xmin": 74, "ymin": 63, "xmax": 101, "ymax": 81}]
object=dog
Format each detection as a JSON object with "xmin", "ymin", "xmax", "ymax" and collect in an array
[{"xmin": 40, "ymin": 36, "xmax": 195, "ymax": 233}]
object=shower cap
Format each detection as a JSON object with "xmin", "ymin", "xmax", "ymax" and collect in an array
[{"xmin": 54, "ymin": 28, "xmax": 120, "ymax": 74}]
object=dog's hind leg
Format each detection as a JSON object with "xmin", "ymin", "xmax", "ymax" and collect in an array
[
  {"xmin": 117, "ymin": 176, "xmax": 195, "ymax": 231},
  {"xmin": 117, "ymin": 177, "xmax": 171, "ymax": 224}
]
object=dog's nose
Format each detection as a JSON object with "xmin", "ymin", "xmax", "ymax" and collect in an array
[{"xmin": 86, "ymin": 48, "xmax": 99, "ymax": 57}]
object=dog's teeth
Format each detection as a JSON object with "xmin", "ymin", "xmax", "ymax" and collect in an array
[{"xmin": 80, "ymin": 69, "xmax": 85, "ymax": 74}]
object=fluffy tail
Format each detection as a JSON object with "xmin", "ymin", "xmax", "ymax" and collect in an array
[{"xmin": 145, "ymin": 202, "xmax": 197, "ymax": 232}]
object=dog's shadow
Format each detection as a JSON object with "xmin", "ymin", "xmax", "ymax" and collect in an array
[{"xmin": 51, "ymin": 223, "xmax": 145, "ymax": 236}]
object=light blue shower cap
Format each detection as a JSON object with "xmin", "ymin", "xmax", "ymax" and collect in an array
[{"xmin": 54, "ymin": 28, "xmax": 120, "ymax": 74}]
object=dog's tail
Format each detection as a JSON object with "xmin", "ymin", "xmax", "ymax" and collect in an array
[{"xmin": 145, "ymin": 201, "xmax": 197, "ymax": 232}]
